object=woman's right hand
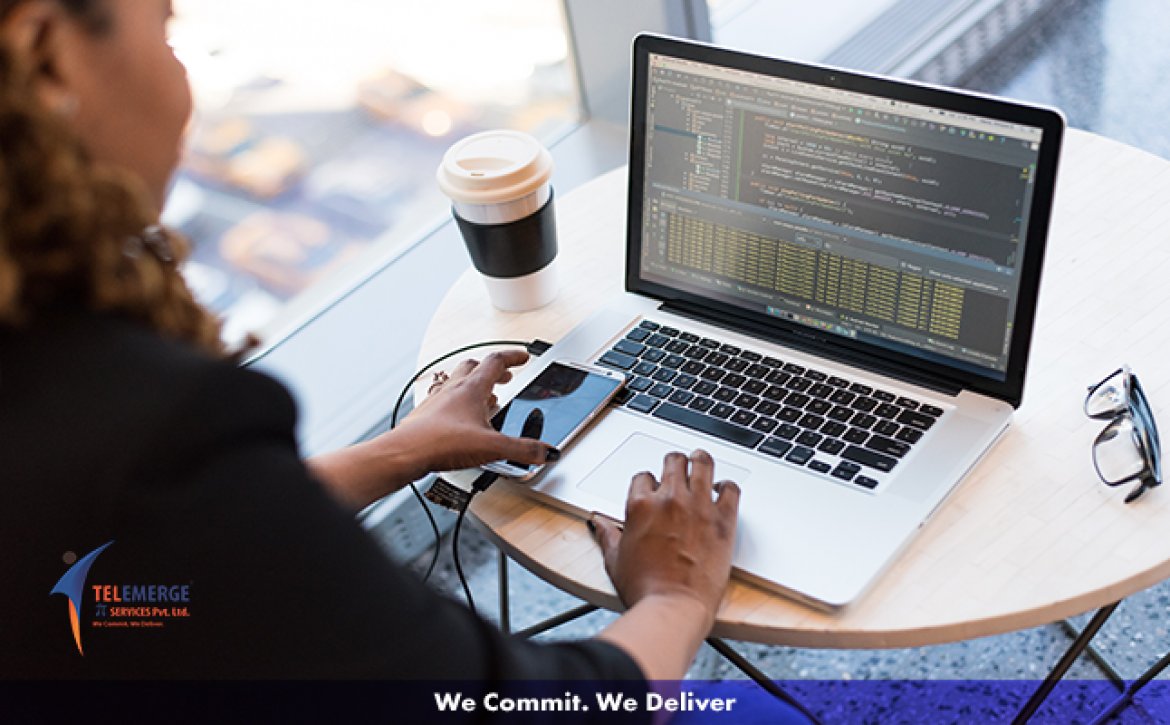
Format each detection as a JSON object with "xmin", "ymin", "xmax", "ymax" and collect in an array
[{"xmin": 590, "ymin": 450, "xmax": 740, "ymax": 630}]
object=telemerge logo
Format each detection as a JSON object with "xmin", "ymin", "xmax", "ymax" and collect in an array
[
  {"xmin": 49, "ymin": 541, "xmax": 113, "ymax": 656},
  {"xmin": 49, "ymin": 541, "xmax": 192, "ymax": 656}
]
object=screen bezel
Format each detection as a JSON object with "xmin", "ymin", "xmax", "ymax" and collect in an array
[{"xmin": 625, "ymin": 34, "xmax": 1065, "ymax": 408}]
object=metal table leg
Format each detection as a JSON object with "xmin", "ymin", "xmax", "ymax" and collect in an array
[
  {"xmin": 498, "ymin": 549, "xmax": 511, "ymax": 634},
  {"xmin": 706, "ymin": 638, "xmax": 822, "ymax": 725},
  {"xmin": 1013, "ymin": 601, "xmax": 1121, "ymax": 724},
  {"xmin": 1088, "ymin": 648, "xmax": 1170, "ymax": 724},
  {"xmin": 1058, "ymin": 618, "xmax": 1125, "ymax": 688},
  {"xmin": 496, "ymin": 549, "xmax": 597, "ymax": 639},
  {"xmin": 515, "ymin": 604, "xmax": 599, "ymax": 639}
]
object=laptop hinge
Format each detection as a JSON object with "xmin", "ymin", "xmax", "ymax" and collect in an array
[{"xmin": 660, "ymin": 300, "xmax": 964, "ymax": 398}]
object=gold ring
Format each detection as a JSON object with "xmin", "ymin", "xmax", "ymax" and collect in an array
[{"xmin": 428, "ymin": 371, "xmax": 450, "ymax": 392}]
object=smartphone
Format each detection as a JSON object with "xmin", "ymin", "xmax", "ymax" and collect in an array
[{"xmin": 483, "ymin": 360, "xmax": 627, "ymax": 480}]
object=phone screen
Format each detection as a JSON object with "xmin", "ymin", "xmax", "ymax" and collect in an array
[{"xmin": 490, "ymin": 362, "xmax": 623, "ymax": 472}]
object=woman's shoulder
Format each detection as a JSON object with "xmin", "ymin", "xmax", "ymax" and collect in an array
[{"xmin": 0, "ymin": 310, "xmax": 297, "ymax": 452}]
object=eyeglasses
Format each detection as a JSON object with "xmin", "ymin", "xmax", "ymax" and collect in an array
[{"xmin": 1084, "ymin": 366, "xmax": 1162, "ymax": 503}]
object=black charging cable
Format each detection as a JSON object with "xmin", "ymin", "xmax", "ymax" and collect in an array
[
  {"xmin": 450, "ymin": 470, "xmax": 500, "ymax": 618},
  {"xmin": 387, "ymin": 339, "xmax": 552, "ymax": 584}
]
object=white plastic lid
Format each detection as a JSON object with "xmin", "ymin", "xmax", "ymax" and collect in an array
[{"xmin": 437, "ymin": 130, "xmax": 554, "ymax": 205}]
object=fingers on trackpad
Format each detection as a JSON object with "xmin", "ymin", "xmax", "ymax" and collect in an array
[{"xmin": 576, "ymin": 432, "xmax": 751, "ymax": 502}]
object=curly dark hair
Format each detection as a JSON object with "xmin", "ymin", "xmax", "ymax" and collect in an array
[{"xmin": 0, "ymin": 0, "xmax": 225, "ymax": 355}]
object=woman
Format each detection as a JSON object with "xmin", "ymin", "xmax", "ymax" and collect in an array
[{"xmin": 0, "ymin": 0, "xmax": 741, "ymax": 693}]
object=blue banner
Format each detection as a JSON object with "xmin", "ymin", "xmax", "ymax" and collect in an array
[{"xmin": 2, "ymin": 679, "xmax": 1166, "ymax": 723}]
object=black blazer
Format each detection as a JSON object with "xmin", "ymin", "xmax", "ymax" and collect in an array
[{"xmin": 0, "ymin": 311, "xmax": 642, "ymax": 683}]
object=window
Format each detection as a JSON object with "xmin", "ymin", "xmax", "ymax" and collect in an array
[
  {"xmin": 164, "ymin": 0, "xmax": 577, "ymax": 346},
  {"xmin": 708, "ymin": 0, "xmax": 900, "ymax": 66}
]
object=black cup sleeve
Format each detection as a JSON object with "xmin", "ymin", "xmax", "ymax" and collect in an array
[{"xmin": 454, "ymin": 191, "xmax": 558, "ymax": 279}]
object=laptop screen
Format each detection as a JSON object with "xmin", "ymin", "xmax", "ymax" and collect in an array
[{"xmin": 636, "ymin": 52, "xmax": 1047, "ymax": 382}]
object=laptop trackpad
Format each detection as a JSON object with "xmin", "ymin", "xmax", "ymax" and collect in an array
[{"xmin": 577, "ymin": 432, "xmax": 752, "ymax": 505}]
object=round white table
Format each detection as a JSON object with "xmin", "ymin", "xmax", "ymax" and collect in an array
[{"xmin": 420, "ymin": 129, "xmax": 1170, "ymax": 655}]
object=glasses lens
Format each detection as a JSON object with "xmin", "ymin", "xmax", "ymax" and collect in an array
[
  {"xmin": 1131, "ymin": 376, "xmax": 1162, "ymax": 480},
  {"xmin": 1093, "ymin": 417, "xmax": 1148, "ymax": 484},
  {"xmin": 1086, "ymin": 369, "xmax": 1128, "ymax": 418}
]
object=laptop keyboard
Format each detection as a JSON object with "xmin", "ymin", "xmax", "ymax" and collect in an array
[{"xmin": 596, "ymin": 320, "xmax": 945, "ymax": 491}]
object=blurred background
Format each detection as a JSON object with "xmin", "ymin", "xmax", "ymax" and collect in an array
[
  {"xmin": 165, "ymin": 0, "xmax": 1169, "ymax": 349},
  {"xmin": 163, "ymin": 0, "xmax": 577, "ymax": 346}
]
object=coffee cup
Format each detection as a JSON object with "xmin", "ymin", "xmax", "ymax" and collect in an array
[{"xmin": 437, "ymin": 130, "xmax": 559, "ymax": 312}]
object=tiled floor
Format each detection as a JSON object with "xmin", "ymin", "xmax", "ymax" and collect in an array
[{"xmin": 378, "ymin": 2, "xmax": 1170, "ymax": 720}]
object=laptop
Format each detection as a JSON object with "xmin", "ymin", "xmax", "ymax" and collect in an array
[{"xmin": 519, "ymin": 34, "xmax": 1064, "ymax": 610}]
